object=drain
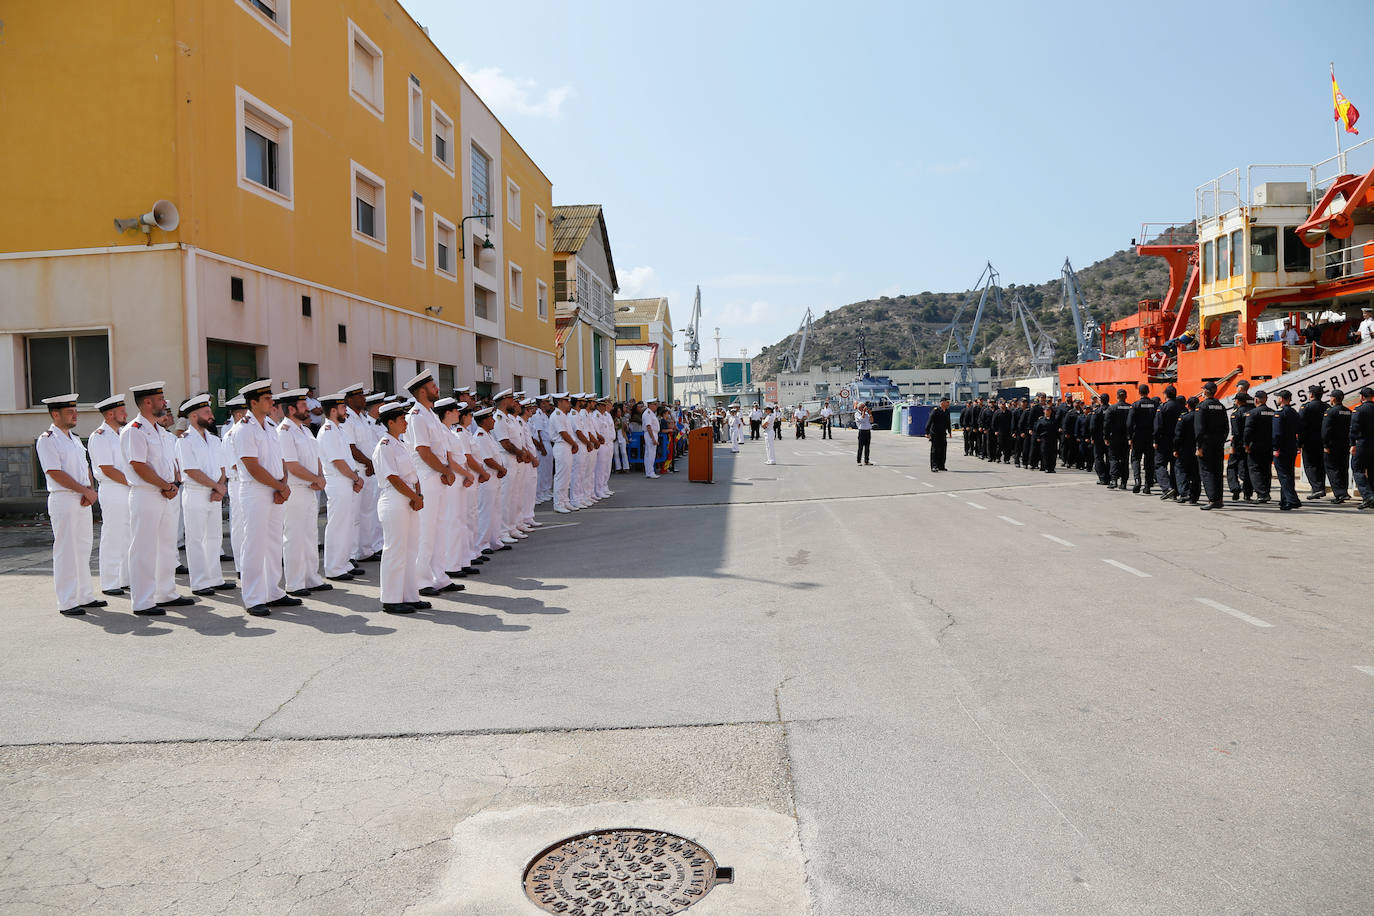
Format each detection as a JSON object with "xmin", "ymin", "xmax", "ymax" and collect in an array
[{"xmin": 523, "ymin": 828, "xmax": 731, "ymax": 915}]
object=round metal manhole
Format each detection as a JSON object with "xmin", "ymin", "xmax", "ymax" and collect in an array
[{"xmin": 523, "ymin": 828, "xmax": 732, "ymax": 915}]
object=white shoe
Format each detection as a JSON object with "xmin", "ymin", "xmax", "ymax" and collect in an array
[
  {"xmin": 555, "ymin": 507, "xmax": 570, "ymax": 514},
  {"xmin": 605, "ymin": 490, "xmax": 615, "ymax": 496},
  {"xmin": 501, "ymin": 536, "xmax": 517, "ymax": 545},
  {"xmin": 528, "ymin": 520, "xmax": 543, "ymax": 528},
  {"xmin": 511, "ymin": 532, "xmax": 528, "ymax": 540}
]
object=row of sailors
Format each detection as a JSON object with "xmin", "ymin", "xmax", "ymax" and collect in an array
[
  {"xmin": 35, "ymin": 372, "xmax": 641, "ymax": 617},
  {"xmin": 958, "ymin": 382, "xmax": 1374, "ymax": 510}
]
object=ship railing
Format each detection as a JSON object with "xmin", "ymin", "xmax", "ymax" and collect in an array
[
  {"xmin": 1316, "ymin": 236, "xmax": 1374, "ymax": 282},
  {"xmin": 1311, "ymin": 136, "xmax": 1374, "ymax": 191},
  {"xmin": 1137, "ymin": 222, "xmax": 1197, "ymax": 246},
  {"xmin": 1196, "ymin": 168, "xmax": 1242, "ymax": 228}
]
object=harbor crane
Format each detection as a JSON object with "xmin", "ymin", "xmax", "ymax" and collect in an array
[
  {"xmin": 1061, "ymin": 258, "xmax": 1102, "ymax": 362},
  {"xmin": 778, "ymin": 307, "xmax": 814, "ymax": 373},
  {"xmin": 942, "ymin": 262, "xmax": 1003, "ymax": 401},
  {"xmin": 1011, "ymin": 293, "xmax": 1056, "ymax": 377},
  {"xmin": 680, "ymin": 286, "xmax": 705, "ymax": 404}
]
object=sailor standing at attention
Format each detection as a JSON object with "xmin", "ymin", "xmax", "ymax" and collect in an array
[
  {"xmin": 472, "ymin": 407, "xmax": 511, "ymax": 551},
  {"xmin": 175, "ymin": 394, "xmax": 232, "ymax": 596},
  {"xmin": 355, "ymin": 390, "xmax": 388, "ymax": 562},
  {"xmin": 220, "ymin": 395, "xmax": 249, "ymax": 575},
  {"xmin": 440, "ymin": 399, "xmax": 483, "ymax": 578},
  {"xmin": 277, "ymin": 388, "xmax": 330, "ymax": 597},
  {"xmin": 404, "ymin": 370, "xmax": 460, "ymax": 597},
  {"xmin": 520, "ymin": 399, "xmax": 545, "ymax": 524},
  {"xmin": 642, "ymin": 397, "xmax": 661, "ymax": 478},
  {"xmin": 761, "ymin": 405, "xmax": 777, "ymax": 465},
  {"xmin": 549, "ymin": 393, "xmax": 577, "ymax": 514},
  {"xmin": 727, "ymin": 406, "xmax": 742, "ymax": 453},
  {"xmin": 819, "ymin": 401, "xmax": 834, "ymax": 440},
  {"xmin": 925, "ymin": 397, "xmax": 952, "ymax": 471},
  {"xmin": 372, "ymin": 402, "xmax": 424, "ymax": 614},
  {"xmin": 595, "ymin": 398, "xmax": 615, "ymax": 498},
  {"xmin": 531, "ymin": 392, "xmax": 553, "ymax": 505},
  {"xmin": 316, "ymin": 393, "xmax": 364, "ymax": 582},
  {"xmin": 429, "ymin": 396, "xmax": 474, "ymax": 583},
  {"xmin": 234, "ymin": 380, "xmax": 296, "ymax": 617},
  {"xmin": 121, "ymin": 382, "xmax": 193, "ymax": 615},
  {"xmin": 37, "ymin": 394, "xmax": 102, "ymax": 616},
  {"xmin": 87, "ymin": 394, "xmax": 133, "ymax": 597},
  {"xmin": 342, "ymin": 384, "xmax": 379, "ymax": 565}
]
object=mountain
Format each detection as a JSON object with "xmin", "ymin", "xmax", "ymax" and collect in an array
[{"xmin": 752, "ymin": 237, "xmax": 1183, "ymax": 381}]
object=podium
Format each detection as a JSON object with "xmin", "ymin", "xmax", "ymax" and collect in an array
[{"xmin": 688, "ymin": 426, "xmax": 714, "ymax": 483}]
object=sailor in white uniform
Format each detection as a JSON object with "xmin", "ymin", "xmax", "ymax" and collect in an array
[
  {"xmin": 356, "ymin": 389, "xmax": 388, "ymax": 561},
  {"xmin": 442, "ymin": 399, "xmax": 485, "ymax": 577},
  {"xmin": 87, "ymin": 394, "xmax": 132, "ymax": 596},
  {"xmin": 531, "ymin": 393, "xmax": 553, "ymax": 504},
  {"xmin": 549, "ymin": 393, "xmax": 577, "ymax": 513},
  {"xmin": 727, "ymin": 406, "xmax": 742, "ymax": 453},
  {"xmin": 342, "ymin": 383, "xmax": 380, "ymax": 564},
  {"xmin": 316, "ymin": 392, "xmax": 364, "ymax": 582},
  {"xmin": 372, "ymin": 402, "xmax": 424, "ymax": 613},
  {"xmin": 36, "ymin": 394, "xmax": 101, "ymax": 616},
  {"xmin": 220, "ymin": 395, "xmax": 249, "ymax": 575},
  {"xmin": 175, "ymin": 394, "xmax": 232, "ymax": 596},
  {"xmin": 403, "ymin": 370, "xmax": 460, "ymax": 597},
  {"xmin": 121, "ymin": 382, "xmax": 193, "ymax": 615},
  {"xmin": 277, "ymin": 388, "xmax": 329, "ymax": 597},
  {"xmin": 762, "ymin": 406, "xmax": 777, "ymax": 465},
  {"xmin": 430, "ymin": 396, "xmax": 475, "ymax": 581},
  {"xmin": 489, "ymin": 390, "xmax": 523, "ymax": 540},
  {"xmin": 520, "ymin": 399, "xmax": 544, "ymax": 527},
  {"xmin": 234, "ymin": 379, "xmax": 296, "ymax": 617},
  {"xmin": 642, "ymin": 398, "xmax": 661, "ymax": 477}
]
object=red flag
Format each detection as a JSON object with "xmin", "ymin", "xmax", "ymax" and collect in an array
[{"xmin": 1332, "ymin": 66, "xmax": 1360, "ymax": 135}]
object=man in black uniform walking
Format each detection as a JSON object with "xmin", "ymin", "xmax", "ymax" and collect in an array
[
  {"xmin": 1352, "ymin": 387, "xmax": 1374, "ymax": 509},
  {"xmin": 1126, "ymin": 383, "xmax": 1158, "ymax": 493},
  {"xmin": 925, "ymin": 397, "xmax": 951, "ymax": 471},
  {"xmin": 1299, "ymin": 385, "xmax": 1328, "ymax": 498},
  {"xmin": 1174, "ymin": 396, "xmax": 1200, "ymax": 504},
  {"xmin": 1104, "ymin": 389, "xmax": 1130, "ymax": 489},
  {"xmin": 1195, "ymin": 382, "xmax": 1229, "ymax": 510},
  {"xmin": 1226, "ymin": 392, "xmax": 1255, "ymax": 501},
  {"xmin": 1154, "ymin": 385, "xmax": 1183, "ymax": 499},
  {"xmin": 1244, "ymin": 389, "xmax": 1276, "ymax": 503},
  {"xmin": 1090, "ymin": 393, "xmax": 1110, "ymax": 484},
  {"xmin": 993, "ymin": 401, "xmax": 1013, "ymax": 463},
  {"xmin": 962, "ymin": 400, "xmax": 975, "ymax": 456},
  {"xmin": 1272, "ymin": 389, "xmax": 1303, "ymax": 510},
  {"xmin": 1322, "ymin": 390, "xmax": 1353, "ymax": 503},
  {"xmin": 1034, "ymin": 405, "xmax": 1059, "ymax": 472}
]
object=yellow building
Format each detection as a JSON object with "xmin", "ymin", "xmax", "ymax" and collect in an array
[
  {"xmin": 0, "ymin": 0, "xmax": 554, "ymax": 499},
  {"xmin": 614, "ymin": 297, "xmax": 674, "ymax": 403},
  {"xmin": 552, "ymin": 205, "xmax": 618, "ymax": 396}
]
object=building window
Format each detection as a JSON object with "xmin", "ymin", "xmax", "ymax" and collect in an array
[
  {"xmin": 471, "ymin": 143, "xmax": 491, "ymax": 217},
  {"xmin": 508, "ymin": 262, "xmax": 524, "ymax": 310},
  {"xmin": 1216, "ymin": 233, "xmax": 1229, "ymax": 281},
  {"xmin": 1230, "ymin": 229, "xmax": 1244, "ymax": 277},
  {"xmin": 235, "ymin": 88, "xmax": 293, "ymax": 208},
  {"xmin": 474, "ymin": 287, "xmax": 491, "ymax": 321},
  {"xmin": 554, "ymin": 260, "xmax": 568, "ymax": 301},
  {"xmin": 298, "ymin": 362, "xmax": 317, "ymax": 391},
  {"xmin": 1251, "ymin": 227, "xmax": 1278, "ymax": 272},
  {"xmin": 536, "ymin": 279, "xmax": 548, "ymax": 321},
  {"xmin": 301, "ymin": 294, "xmax": 312, "ymax": 316},
  {"xmin": 438, "ymin": 364, "xmax": 455, "ymax": 394},
  {"xmin": 434, "ymin": 214, "xmax": 456, "ymax": 278},
  {"xmin": 371, "ymin": 355, "xmax": 394, "ymax": 394},
  {"xmin": 351, "ymin": 161, "xmax": 386, "ymax": 249},
  {"xmin": 506, "ymin": 179, "xmax": 521, "ymax": 228},
  {"xmin": 26, "ymin": 333, "xmax": 111, "ymax": 407},
  {"xmin": 235, "ymin": 0, "xmax": 289, "ymax": 43},
  {"xmin": 616, "ymin": 326, "xmax": 640, "ymax": 340},
  {"xmin": 1282, "ymin": 227, "xmax": 1311, "ymax": 273},
  {"xmin": 338, "ymin": 323, "xmax": 348, "ymax": 343},
  {"xmin": 231, "ymin": 276, "xmax": 245, "ymax": 301},
  {"xmin": 1201, "ymin": 240, "xmax": 1213, "ymax": 282},
  {"xmin": 408, "ymin": 75, "xmax": 423, "ymax": 150},
  {"xmin": 534, "ymin": 205, "xmax": 546, "ymax": 249},
  {"xmin": 410, "ymin": 196, "xmax": 425, "ymax": 267},
  {"xmin": 348, "ymin": 19, "xmax": 384, "ymax": 119},
  {"xmin": 432, "ymin": 102, "xmax": 454, "ymax": 173}
]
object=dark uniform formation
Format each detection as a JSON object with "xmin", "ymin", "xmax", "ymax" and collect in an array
[{"xmin": 958, "ymin": 384, "xmax": 1374, "ymax": 511}]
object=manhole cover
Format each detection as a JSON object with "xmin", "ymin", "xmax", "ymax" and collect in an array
[{"xmin": 523, "ymin": 828, "xmax": 732, "ymax": 915}]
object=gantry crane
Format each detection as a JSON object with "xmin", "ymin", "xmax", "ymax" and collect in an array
[
  {"xmin": 1010, "ymin": 293, "xmax": 1056, "ymax": 377},
  {"xmin": 1061, "ymin": 258, "xmax": 1102, "ymax": 363},
  {"xmin": 942, "ymin": 262, "xmax": 1003, "ymax": 401},
  {"xmin": 778, "ymin": 307, "xmax": 814, "ymax": 373}
]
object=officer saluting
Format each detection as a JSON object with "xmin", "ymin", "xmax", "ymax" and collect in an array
[
  {"xmin": 121, "ymin": 382, "xmax": 193, "ymax": 614},
  {"xmin": 37, "ymin": 394, "xmax": 102, "ymax": 616}
]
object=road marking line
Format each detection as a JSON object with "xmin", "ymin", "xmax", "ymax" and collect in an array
[
  {"xmin": 1041, "ymin": 534, "xmax": 1075, "ymax": 547},
  {"xmin": 1355, "ymin": 666, "xmax": 1374, "ymax": 678},
  {"xmin": 1194, "ymin": 597, "xmax": 1274, "ymax": 629},
  {"xmin": 922, "ymin": 482, "xmax": 935, "ymax": 488},
  {"xmin": 998, "ymin": 515, "xmax": 1024, "ymax": 526},
  {"xmin": 534, "ymin": 522, "xmax": 582, "ymax": 530},
  {"xmin": 966, "ymin": 501, "xmax": 987, "ymax": 510},
  {"xmin": 946, "ymin": 492, "xmax": 962, "ymax": 499},
  {"xmin": 1102, "ymin": 558, "xmax": 1150, "ymax": 577},
  {"xmin": 903, "ymin": 475, "xmax": 917, "ymax": 480}
]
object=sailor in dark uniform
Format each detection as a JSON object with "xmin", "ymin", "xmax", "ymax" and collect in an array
[
  {"xmin": 962, "ymin": 400, "xmax": 975, "ymax": 456},
  {"xmin": 1104, "ymin": 389, "xmax": 1130, "ymax": 489},
  {"xmin": 1173, "ymin": 396, "xmax": 1200, "ymax": 504},
  {"xmin": 1352, "ymin": 387, "xmax": 1374, "ymax": 509},
  {"xmin": 1154, "ymin": 385, "xmax": 1183, "ymax": 499},
  {"xmin": 1126, "ymin": 383, "xmax": 1158, "ymax": 493},
  {"xmin": 1034, "ymin": 406, "xmax": 1059, "ymax": 472},
  {"xmin": 1322, "ymin": 390, "xmax": 1353, "ymax": 503},
  {"xmin": 1195, "ymin": 382, "xmax": 1230, "ymax": 509},
  {"xmin": 1272, "ymin": 389, "xmax": 1303, "ymax": 510},
  {"xmin": 1298, "ymin": 384, "xmax": 1328, "ymax": 498},
  {"xmin": 994, "ymin": 401, "xmax": 1014, "ymax": 463},
  {"xmin": 1243, "ymin": 389, "xmax": 1276, "ymax": 502},
  {"xmin": 1091, "ymin": 393, "xmax": 1110, "ymax": 484},
  {"xmin": 925, "ymin": 397, "xmax": 951, "ymax": 471},
  {"xmin": 1226, "ymin": 392, "xmax": 1254, "ymax": 501}
]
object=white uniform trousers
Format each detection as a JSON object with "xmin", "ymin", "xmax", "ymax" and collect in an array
[
  {"xmin": 128, "ymin": 487, "xmax": 179, "ymax": 610},
  {"xmin": 413, "ymin": 472, "xmax": 452, "ymax": 590},
  {"xmin": 498, "ymin": 464, "xmax": 518, "ymax": 535},
  {"xmin": 570, "ymin": 448, "xmax": 588, "ymax": 507},
  {"xmin": 582, "ymin": 446, "xmax": 598, "ymax": 501},
  {"xmin": 475, "ymin": 479, "xmax": 498, "ymax": 550},
  {"xmin": 553, "ymin": 444, "xmax": 574, "ymax": 512},
  {"xmin": 50, "ymin": 491, "xmax": 95, "ymax": 611},
  {"xmin": 378, "ymin": 491, "xmax": 420, "ymax": 604},
  {"xmin": 238, "ymin": 483, "xmax": 286, "ymax": 610},
  {"xmin": 643, "ymin": 434, "xmax": 658, "ymax": 476},
  {"xmin": 614, "ymin": 437, "xmax": 629, "ymax": 470},
  {"xmin": 181, "ymin": 485, "xmax": 225, "ymax": 591},
  {"xmin": 283, "ymin": 484, "xmax": 324, "ymax": 592},
  {"xmin": 763, "ymin": 432, "xmax": 777, "ymax": 464},
  {"xmin": 443, "ymin": 479, "xmax": 474, "ymax": 572},
  {"xmin": 536, "ymin": 450, "xmax": 553, "ymax": 502},
  {"xmin": 229, "ymin": 477, "xmax": 247, "ymax": 574},
  {"xmin": 96, "ymin": 483, "xmax": 130, "ymax": 591},
  {"xmin": 523, "ymin": 461, "xmax": 537, "ymax": 524},
  {"xmin": 595, "ymin": 443, "xmax": 613, "ymax": 497},
  {"xmin": 357, "ymin": 475, "xmax": 383, "ymax": 559},
  {"xmin": 323, "ymin": 477, "xmax": 359, "ymax": 577}
]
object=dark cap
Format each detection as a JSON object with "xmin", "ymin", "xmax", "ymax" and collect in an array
[
  {"xmin": 1362, "ymin": 387, "xmax": 1374, "ymax": 398},
  {"xmin": 1203, "ymin": 382, "xmax": 1217, "ymax": 394},
  {"xmin": 1330, "ymin": 389, "xmax": 1344, "ymax": 400},
  {"xmin": 1308, "ymin": 384, "xmax": 1325, "ymax": 396}
]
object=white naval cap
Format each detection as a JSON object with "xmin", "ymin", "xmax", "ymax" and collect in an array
[
  {"xmin": 278, "ymin": 387, "xmax": 310, "ymax": 401},
  {"xmin": 537, "ymin": 392, "xmax": 554, "ymax": 401},
  {"xmin": 552, "ymin": 391, "xmax": 570, "ymax": 399},
  {"xmin": 473, "ymin": 406, "xmax": 494, "ymax": 419},
  {"xmin": 178, "ymin": 394, "xmax": 211, "ymax": 414},
  {"xmin": 93, "ymin": 394, "xmax": 126, "ymax": 412},
  {"xmin": 129, "ymin": 381, "xmax": 166, "ymax": 397},
  {"xmin": 365, "ymin": 391, "xmax": 387, "ymax": 404},
  {"xmin": 493, "ymin": 388, "xmax": 514, "ymax": 400},
  {"xmin": 433, "ymin": 396, "xmax": 459, "ymax": 412},
  {"xmin": 341, "ymin": 383, "xmax": 366, "ymax": 395},
  {"xmin": 404, "ymin": 369, "xmax": 434, "ymax": 392},
  {"xmin": 454, "ymin": 386, "xmax": 472, "ymax": 395},
  {"xmin": 319, "ymin": 391, "xmax": 346, "ymax": 407},
  {"xmin": 519, "ymin": 397, "xmax": 536, "ymax": 407},
  {"xmin": 378, "ymin": 402, "xmax": 408, "ymax": 422},
  {"xmin": 225, "ymin": 394, "xmax": 247, "ymax": 408},
  {"xmin": 40, "ymin": 393, "xmax": 79, "ymax": 409},
  {"xmin": 238, "ymin": 379, "xmax": 274, "ymax": 397}
]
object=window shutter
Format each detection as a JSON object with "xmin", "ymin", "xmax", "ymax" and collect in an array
[
  {"xmin": 356, "ymin": 178, "xmax": 376, "ymax": 208},
  {"xmin": 352, "ymin": 43, "xmax": 373, "ymax": 95},
  {"xmin": 244, "ymin": 108, "xmax": 277, "ymax": 141}
]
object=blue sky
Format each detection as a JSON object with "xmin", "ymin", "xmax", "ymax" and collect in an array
[{"xmin": 403, "ymin": 0, "xmax": 1371, "ymax": 363}]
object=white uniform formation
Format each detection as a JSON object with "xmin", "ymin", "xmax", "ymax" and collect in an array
[{"xmin": 34, "ymin": 372, "xmax": 637, "ymax": 618}]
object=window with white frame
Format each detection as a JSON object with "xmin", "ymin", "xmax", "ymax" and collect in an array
[
  {"xmin": 236, "ymin": 88, "xmax": 293, "ymax": 208},
  {"xmin": 534, "ymin": 205, "xmax": 546, "ymax": 248},
  {"xmin": 506, "ymin": 179, "xmax": 521, "ymax": 228},
  {"xmin": 351, "ymin": 161, "xmax": 385, "ymax": 248},
  {"xmin": 26, "ymin": 332, "xmax": 112, "ymax": 406},
  {"xmin": 348, "ymin": 20, "xmax": 384, "ymax": 119},
  {"xmin": 410, "ymin": 196, "xmax": 425, "ymax": 267},
  {"xmin": 509, "ymin": 262, "xmax": 524, "ymax": 310},
  {"xmin": 471, "ymin": 143, "xmax": 491, "ymax": 217},
  {"xmin": 432, "ymin": 102, "xmax": 454, "ymax": 173},
  {"xmin": 536, "ymin": 279, "xmax": 548, "ymax": 320},
  {"xmin": 407, "ymin": 75, "xmax": 423, "ymax": 149},
  {"xmin": 236, "ymin": 0, "xmax": 290, "ymax": 42},
  {"xmin": 434, "ymin": 214, "xmax": 456, "ymax": 278}
]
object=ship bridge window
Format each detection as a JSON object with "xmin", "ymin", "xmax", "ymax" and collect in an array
[
  {"xmin": 1216, "ymin": 234, "xmax": 1230, "ymax": 280},
  {"xmin": 1250, "ymin": 226, "xmax": 1278, "ymax": 272},
  {"xmin": 1202, "ymin": 240, "xmax": 1214, "ymax": 281},
  {"xmin": 1231, "ymin": 230, "xmax": 1244, "ymax": 276},
  {"xmin": 1282, "ymin": 227, "xmax": 1311, "ymax": 272}
]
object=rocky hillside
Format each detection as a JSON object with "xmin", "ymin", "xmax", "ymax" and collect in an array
[{"xmin": 754, "ymin": 233, "xmax": 1188, "ymax": 379}]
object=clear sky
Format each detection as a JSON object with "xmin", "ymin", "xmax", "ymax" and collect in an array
[{"xmin": 402, "ymin": 0, "xmax": 1371, "ymax": 364}]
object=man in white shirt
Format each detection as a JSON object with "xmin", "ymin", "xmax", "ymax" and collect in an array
[
  {"xmin": 175, "ymin": 394, "xmax": 232, "ymax": 596},
  {"xmin": 642, "ymin": 398, "xmax": 661, "ymax": 478},
  {"xmin": 442, "ymin": 399, "xmax": 485, "ymax": 577},
  {"xmin": 530, "ymin": 394, "xmax": 553, "ymax": 504},
  {"xmin": 37, "ymin": 394, "xmax": 101, "ymax": 616},
  {"xmin": 372, "ymin": 402, "xmax": 424, "ymax": 613},
  {"xmin": 342, "ymin": 384, "xmax": 379, "ymax": 565},
  {"xmin": 1279, "ymin": 320, "xmax": 1300, "ymax": 346},
  {"xmin": 491, "ymin": 390, "xmax": 530, "ymax": 537},
  {"xmin": 316, "ymin": 393, "xmax": 364, "ymax": 582},
  {"xmin": 793, "ymin": 404, "xmax": 809, "ymax": 439},
  {"xmin": 278, "ymin": 388, "xmax": 329, "ymax": 597},
  {"xmin": 220, "ymin": 395, "xmax": 248, "ymax": 575},
  {"xmin": 727, "ymin": 406, "xmax": 742, "ymax": 453},
  {"xmin": 472, "ymin": 407, "xmax": 509, "ymax": 550},
  {"xmin": 404, "ymin": 370, "xmax": 460, "ymax": 597},
  {"xmin": 88, "ymin": 394, "xmax": 133, "ymax": 596},
  {"xmin": 234, "ymin": 379, "xmax": 295, "ymax": 616},
  {"xmin": 121, "ymin": 382, "xmax": 193, "ymax": 615},
  {"xmin": 594, "ymin": 398, "xmax": 615, "ymax": 498},
  {"xmin": 356, "ymin": 390, "xmax": 387, "ymax": 561},
  {"xmin": 762, "ymin": 405, "xmax": 777, "ymax": 465},
  {"xmin": 1359, "ymin": 307, "xmax": 1374, "ymax": 343},
  {"xmin": 549, "ymin": 394, "xmax": 576, "ymax": 513},
  {"xmin": 819, "ymin": 401, "xmax": 834, "ymax": 440},
  {"xmin": 749, "ymin": 406, "xmax": 763, "ymax": 441}
]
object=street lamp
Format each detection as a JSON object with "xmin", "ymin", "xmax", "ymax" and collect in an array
[{"xmin": 459, "ymin": 213, "xmax": 495, "ymax": 259}]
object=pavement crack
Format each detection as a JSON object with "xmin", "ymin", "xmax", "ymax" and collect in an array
[{"xmin": 246, "ymin": 648, "xmax": 363, "ymax": 738}]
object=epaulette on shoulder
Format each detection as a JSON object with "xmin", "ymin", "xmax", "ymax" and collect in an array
[
  {"xmin": 41, "ymin": 430, "xmax": 52, "ymax": 437},
  {"xmin": 94, "ymin": 428, "xmax": 104, "ymax": 435},
  {"xmin": 132, "ymin": 421, "xmax": 143, "ymax": 429}
]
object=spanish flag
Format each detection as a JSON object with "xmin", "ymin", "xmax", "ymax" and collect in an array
[{"xmin": 1332, "ymin": 65, "xmax": 1360, "ymax": 135}]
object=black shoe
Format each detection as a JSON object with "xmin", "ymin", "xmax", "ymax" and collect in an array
[
  {"xmin": 174, "ymin": 564, "xmax": 188, "ymax": 575},
  {"xmin": 864, "ymin": 461, "xmax": 872, "ymax": 466},
  {"xmin": 325, "ymin": 573, "xmax": 356, "ymax": 582},
  {"xmin": 462, "ymin": 567, "xmax": 480, "ymax": 575},
  {"xmin": 101, "ymin": 587, "xmax": 126, "ymax": 596},
  {"xmin": 1230, "ymin": 492, "xmax": 1240, "ymax": 502},
  {"xmin": 1162, "ymin": 489, "xmax": 1176, "ymax": 500},
  {"xmin": 1255, "ymin": 497, "xmax": 1270, "ymax": 504},
  {"xmin": 473, "ymin": 557, "xmax": 489, "ymax": 565},
  {"xmin": 266, "ymin": 596, "xmax": 302, "ymax": 607},
  {"xmin": 447, "ymin": 570, "xmax": 467, "ymax": 578},
  {"xmin": 1187, "ymin": 498, "xmax": 1199, "ymax": 504},
  {"xmin": 409, "ymin": 600, "xmax": 433, "ymax": 610},
  {"xmin": 214, "ymin": 581, "xmax": 238, "ymax": 591},
  {"xmin": 497, "ymin": 544, "xmax": 512, "ymax": 551},
  {"xmin": 246, "ymin": 605, "xmax": 271, "ymax": 617},
  {"xmin": 1358, "ymin": 501, "xmax": 1374, "ymax": 511},
  {"xmin": 1143, "ymin": 488, "xmax": 1152, "ymax": 495},
  {"xmin": 220, "ymin": 554, "xmax": 234, "ymax": 562},
  {"xmin": 439, "ymin": 582, "xmax": 465, "ymax": 593},
  {"xmin": 1333, "ymin": 495, "xmax": 1349, "ymax": 504},
  {"xmin": 1132, "ymin": 484, "xmax": 1141, "ymax": 493},
  {"xmin": 288, "ymin": 589, "xmax": 312, "ymax": 597},
  {"xmin": 1308, "ymin": 489, "xmax": 1326, "ymax": 499},
  {"xmin": 132, "ymin": 606, "xmax": 166, "ymax": 616},
  {"xmin": 80, "ymin": 599, "xmax": 108, "ymax": 609},
  {"xmin": 418, "ymin": 586, "xmax": 440, "ymax": 597},
  {"xmin": 1107, "ymin": 483, "xmax": 1117, "ymax": 489},
  {"xmin": 192, "ymin": 588, "xmax": 218, "ymax": 597},
  {"xmin": 1279, "ymin": 504, "xmax": 1292, "ymax": 511},
  {"xmin": 156, "ymin": 596, "xmax": 195, "ymax": 607},
  {"xmin": 308, "ymin": 583, "xmax": 334, "ymax": 592},
  {"xmin": 481, "ymin": 548, "xmax": 494, "ymax": 556},
  {"xmin": 383, "ymin": 603, "xmax": 415, "ymax": 614},
  {"xmin": 363, "ymin": 552, "xmax": 383, "ymax": 562},
  {"xmin": 60, "ymin": 606, "xmax": 86, "ymax": 616}
]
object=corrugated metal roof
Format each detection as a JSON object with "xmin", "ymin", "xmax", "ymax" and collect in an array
[
  {"xmin": 619, "ymin": 344, "xmax": 657, "ymax": 374},
  {"xmin": 551, "ymin": 204, "xmax": 618, "ymax": 292},
  {"xmin": 614, "ymin": 297, "xmax": 668, "ymax": 323}
]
